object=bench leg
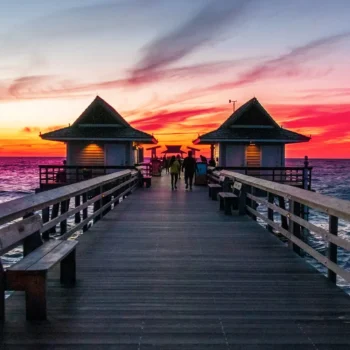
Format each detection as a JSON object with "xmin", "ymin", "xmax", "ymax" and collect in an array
[
  {"xmin": 26, "ymin": 274, "xmax": 47, "ymax": 320},
  {"xmin": 219, "ymin": 197, "xmax": 225, "ymax": 210},
  {"xmin": 211, "ymin": 188, "xmax": 219, "ymax": 201},
  {"xmin": 232, "ymin": 198, "xmax": 239, "ymax": 210},
  {"xmin": 60, "ymin": 249, "xmax": 76, "ymax": 286},
  {"xmin": 224, "ymin": 199, "xmax": 232, "ymax": 215},
  {"xmin": 208, "ymin": 187, "xmax": 212, "ymax": 198}
]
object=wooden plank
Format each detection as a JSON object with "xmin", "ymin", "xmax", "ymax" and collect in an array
[
  {"xmin": 26, "ymin": 241, "xmax": 78, "ymax": 272},
  {"xmin": 0, "ymin": 215, "xmax": 42, "ymax": 255},
  {"xmin": 2, "ymin": 175, "xmax": 350, "ymax": 348},
  {"xmin": 218, "ymin": 192, "xmax": 237, "ymax": 198}
]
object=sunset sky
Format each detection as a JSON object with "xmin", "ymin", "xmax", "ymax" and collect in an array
[{"xmin": 1, "ymin": 0, "xmax": 350, "ymax": 158}]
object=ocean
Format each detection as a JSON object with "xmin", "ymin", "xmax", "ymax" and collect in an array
[{"xmin": 1, "ymin": 157, "xmax": 350, "ymax": 293}]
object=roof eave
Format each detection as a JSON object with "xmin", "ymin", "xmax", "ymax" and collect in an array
[
  {"xmin": 41, "ymin": 136, "xmax": 157, "ymax": 143},
  {"xmin": 194, "ymin": 138, "xmax": 310, "ymax": 144}
]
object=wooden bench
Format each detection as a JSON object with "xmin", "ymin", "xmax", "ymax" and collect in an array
[
  {"xmin": 0, "ymin": 215, "xmax": 78, "ymax": 321},
  {"xmin": 218, "ymin": 181, "xmax": 243, "ymax": 215},
  {"xmin": 208, "ymin": 175, "xmax": 225, "ymax": 200}
]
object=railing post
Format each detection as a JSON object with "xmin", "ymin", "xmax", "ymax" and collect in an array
[
  {"xmin": 303, "ymin": 156, "xmax": 309, "ymax": 190},
  {"xmin": 246, "ymin": 186, "xmax": 256, "ymax": 221},
  {"xmin": 42, "ymin": 207, "xmax": 50, "ymax": 240},
  {"xmin": 60, "ymin": 199, "xmax": 70, "ymax": 235},
  {"xmin": 267, "ymin": 193, "xmax": 274, "ymax": 232},
  {"xmin": 278, "ymin": 196, "xmax": 288, "ymax": 231},
  {"xmin": 238, "ymin": 184, "xmax": 247, "ymax": 216},
  {"xmin": 75, "ymin": 195, "xmax": 81, "ymax": 223},
  {"xmin": 23, "ymin": 212, "xmax": 43, "ymax": 256},
  {"xmin": 50, "ymin": 203, "xmax": 60, "ymax": 233},
  {"xmin": 82, "ymin": 193, "xmax": 88, "ymax": 232},
  {"xmin": 288, "ymin": 200, "xmax": 301, "ymax": 255},
  {"xmin": 328, "ymin": 215, "xmax": 338, "ymax": 283},
  {"xmin": 93, "ymin": 187, "xmax": 101, "ymax": 223}
]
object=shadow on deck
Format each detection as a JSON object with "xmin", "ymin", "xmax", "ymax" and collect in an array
[{"xmin": 2, "ymin": 174, "xmax": 350, "ymax": 349}]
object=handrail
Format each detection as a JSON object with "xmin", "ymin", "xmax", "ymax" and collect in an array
[
  {"xmin": 221, "ymin": 170, "xmax": 350, "ymax": 284},
  {"xmin": 221, "ymin": 171, "xmax": 350, "ymax": 221},
  {"xmin": 0, "ymin": 170, "xmax": 135, "ymax": 225},
  {"xmin": 0, "ymin": 170, "xmax": 140, "ymax": 247}
]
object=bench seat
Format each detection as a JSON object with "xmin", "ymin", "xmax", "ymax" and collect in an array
[
  {"xmin": 218, "ymin": 192, "xmax": 238, "ymax": 215},
  {"xmin": 4, "ymin": 238, "xmax": 77, "ymax": 321}
]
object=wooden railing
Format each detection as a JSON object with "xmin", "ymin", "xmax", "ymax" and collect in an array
[
  {"xmin": 39, "ymin": 165, "xmax": 136, "ymax": 188},
  {"xmin": 221, "ymin": 170, "xmax": 350, "ymax": 285},
  {"xmin": 0, "ymin": 170, "xmax": 139, "ymax": 245},
  {"xmin": 210, "ymin": 166, "xmax": 312, "ymax": 189}
]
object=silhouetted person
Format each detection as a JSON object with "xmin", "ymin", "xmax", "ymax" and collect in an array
[
  {"xmin": 176, "ymin": 154, "xmax": 182, "ymax": 179},
  {"xmin": 182, "ymin": 151, "xmax": 198, "ymax": 191},
  {"xmin": 165, "ymin": 156, "xmax": 170, "ymax": 174},
  {"xmin": 209, "ymin": 158, "xmax": 216, "ymax": 167},
  {"xmin": 169, "ymin": 155, "xmax": 180, "ymax": 190}
]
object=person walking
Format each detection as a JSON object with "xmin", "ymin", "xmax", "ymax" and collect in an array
[
  {"xmin": 169, "ymin": 156, "xmax": 180, "ymax": 190},
  {"xmin": 182, "ymin": 151, "xmax": 198, "ymax": 191},
  {"xmin": 176, "ymin": 154, "xmax": 182, "ymax": 179}
]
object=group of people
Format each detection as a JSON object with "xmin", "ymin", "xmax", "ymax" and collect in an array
[{"xmin": 164, "ymin": 151, "xmax": 198, "ymax": 191}]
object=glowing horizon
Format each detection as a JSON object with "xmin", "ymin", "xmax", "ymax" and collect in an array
[{"xmin": 1, "ymin": 0, "xmax": 350, "ymax": 159}]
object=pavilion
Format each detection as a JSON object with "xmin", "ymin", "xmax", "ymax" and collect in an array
[
  {"xmin": 40, "ymin": 96, "xmax": 157, "ymax": 166},
  {"xmin": 193, "ymin": 97, "xmax": 310, "ymax": 167}
]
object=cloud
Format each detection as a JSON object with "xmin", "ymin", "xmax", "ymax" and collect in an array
[
  {"xmin": 22, "ymin": 126, "xmax": 41, "ymax": 133},
  {"xmin": 202, "ymin": 32, "xmax": 350, "ymax": 93},
  {"xmin": 132, "ymin": 106, "xmax": 227, "ymax": 132},
  {"xmin": 128, "ymin": 0, "xmax": 250, "ymax": 85},
  {"xmin": 298, "ymin": 88, "xmax": 350, "ymax": 100}
]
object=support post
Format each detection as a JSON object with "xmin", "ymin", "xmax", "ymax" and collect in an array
[{"xmin": 327, "ymin": 215, "xmax": 338, "ymax": 283}]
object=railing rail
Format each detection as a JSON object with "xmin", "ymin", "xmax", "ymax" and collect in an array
[
  {"xmin": 0, "ymin": 170, "xmax": 140, "ymax": 246},
  {"xmin": 212, "ymin": 166, "xmax": 313, "ymax": 189},
  {"xmin": 39, "ymin": 165, "xmax": 136, "ymax": 187},
  {"xmin": 221, "ymin": 170, "xmax": 350, "ymax": 284}
]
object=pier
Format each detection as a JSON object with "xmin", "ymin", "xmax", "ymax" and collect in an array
[{"xmin": 1, "ymin": 171, "xmax": 350, "ymax": 349}]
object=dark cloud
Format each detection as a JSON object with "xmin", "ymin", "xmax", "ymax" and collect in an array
[{"xmin": 129, "ymin": 0, "xmax": 250, "ymax": 84}]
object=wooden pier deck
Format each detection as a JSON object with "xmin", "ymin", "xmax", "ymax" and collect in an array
[{"xmin": 2, "ymin": 175, "xmax": 350, "ymax": 349}]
